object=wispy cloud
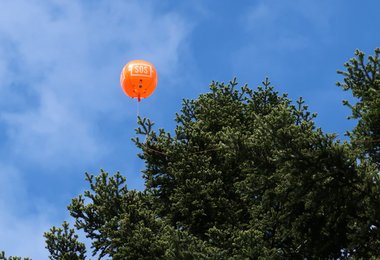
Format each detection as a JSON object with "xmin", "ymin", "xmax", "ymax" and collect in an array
[
  {"xmin": 0, "ymin": 163, "xmax": 52, "ymax": 259},
  {"xmin": 0, "ymin": 0, "xmax": 193, "ymax": 257},
  {"xmin": 0, "ymin": 0, "xmax": 191, "ymax": 165}
]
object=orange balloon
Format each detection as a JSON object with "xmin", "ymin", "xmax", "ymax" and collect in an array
[{"xmin": 120, "ymin": 60, "xmax": 158, "ymax": 102}]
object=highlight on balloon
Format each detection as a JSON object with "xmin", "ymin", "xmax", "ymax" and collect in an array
[{"xmin": 120, "ymin": 60, "xmax": 158, "ymax": 102}]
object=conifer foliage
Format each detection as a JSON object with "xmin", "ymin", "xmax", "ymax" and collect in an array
[
  {"xmin": 337, "ymin": 48, "xmax": 380, "ymax": 166},
  {"xmin": 44, "ymin": 221, "xmax": 86, "ymax": 259},
  {"xmin": 0, "ymin": 251, "xmax": 31, "ymax": 260},
  {"xmin": 3, "ymin": 49, "xmax": 380, "ymax": 259}
]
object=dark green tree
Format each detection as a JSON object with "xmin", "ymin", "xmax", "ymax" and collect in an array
[
  {"xmin": 67, "ymin": 171, "xmax": 168, "ymax": 259},
  {"xmin": 64, "ymin": 170, "xmax": 219, "ymax": 259},
  {"xmin": 37, "ymin": 48, "xmax": 380, "ymax": 259},
  {"xmin": 337, "ymin": 48, "xmax": 380, "ymax": 166},
  {"xmin": 337, "ymin": 48, "xmax": 380, "ymax": 257},
  {"xmin": 44, "ymin": 221, "xmax": 86, "ymax": 260},
  {"xmin": 134, "ymin": 78, "xmax": 377, "ymax": 258}
]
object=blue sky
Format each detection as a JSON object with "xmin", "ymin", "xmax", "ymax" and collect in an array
[{"xmin": 0, "ymin": 0, "xmax": 379, "ymax": 258}]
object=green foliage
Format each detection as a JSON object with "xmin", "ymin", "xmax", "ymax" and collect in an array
[
  {"xmin": 0, "ymin": 252, "xmax": 31, "ymax": 260},
  {"xmin": 337, "ymin": 48, "xmax": 380, "ymax": 166},
  {"xmin": 64, "ymin": 170, "xmax": 226, "ymax": 259},
  {"xmin": 133, "ymin": 77, "xmax": 378, "ymax": 258},
  {"xmin": 44, "ymin": 221, "xmax": 86, "ymax": 260},
  {"xmin": 67, "ymin": 170, "xmax": 167, "ymax": 259},
  {"xmin": 336, "ymin": 49, "xmax": 380, "ymax": 258},
  {"xmin": 37, "ymin": 48, "xmax": 380, "ymax": 259}
]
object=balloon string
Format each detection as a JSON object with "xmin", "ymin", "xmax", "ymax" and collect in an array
[{"xmin": 136, "ymin": 99, "xmax": 140, "ymax": 119}]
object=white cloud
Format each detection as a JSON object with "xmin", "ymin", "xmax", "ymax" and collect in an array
[
  {"xmin": 1, "ymin": 89, "xmax": 101, "ymax": 165},
  {"xmin": 0, "ymin": 0, "xmax": 191, "ymax": 166},
  {"xmin": 0, "ymin": 212, "xmax": 50, "ymax": 259},
  {"xmin": 0, "ymin": 164, "xmax": 51, "ymax": 259},
  {"xmin": 0, "ymin": 0, "xmax": 193, "ymax": 257}
]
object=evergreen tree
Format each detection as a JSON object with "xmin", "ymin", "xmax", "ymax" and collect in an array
[
  {"xmin": 337, "ymin": 48, "xmax": 380, "ymax": 166},
  {"xmin": 44, "ymin": 221, "xmax": 86, "ymax": 260},
  {"xmin": 7, "ymin": 48, "xmax": 380, "ymax": 259},
  {"xmin": 133, "ymin": 78, "xmax": 375, "ymax": 258},
  {"xmin": 55, "ymin": 170, "xmax": 218, "ymax": 259},
  {"xmin": 337, "ymin": 48, "xmax": 380, "ymax": 257}
]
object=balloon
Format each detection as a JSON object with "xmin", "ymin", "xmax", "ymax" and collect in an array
[{"xmin": 120, "ymin": 60, "xmax": 158, "ymax": 102}]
